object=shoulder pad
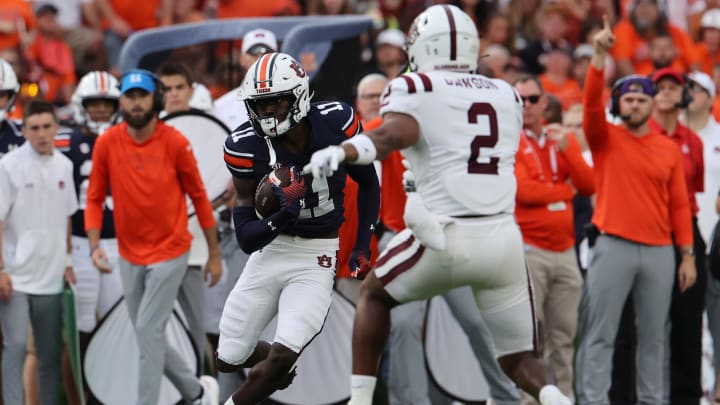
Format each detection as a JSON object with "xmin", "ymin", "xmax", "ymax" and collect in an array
[
  {"xmin": 224, "ymin": 123, "xmax": 257, "ymax": 176},
  {"xmin": 311, "ymin": 101, "xmax": 362, "ymax": 138},
  {"xmin": 54, "ymin": 127, "xmax": 74, "ymax": 152}
]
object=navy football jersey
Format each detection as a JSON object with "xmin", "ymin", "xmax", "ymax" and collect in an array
[
  {"xmin": 224, "ymin": 101, "xmax": 363, "ymax": 238},
  {"xmin": 0, "ymin": 119, "xmax": 24, "ymax": 159},
  {"xmin": 56, "ymin": 126, "xmax": 116, "ymax": 238}
]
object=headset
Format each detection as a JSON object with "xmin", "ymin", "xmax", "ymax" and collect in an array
[
  {"xmin": 676, "ymin": 74, "xmax": 693, "ymax": 109},
  {"xmin": 118, "ymin": 69, "xmax": 165, "ymax": 113}
]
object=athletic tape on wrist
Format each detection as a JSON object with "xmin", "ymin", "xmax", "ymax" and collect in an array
[{"xmin": 342, "ymin": 134, "xmax": 377, "ymax": 165}]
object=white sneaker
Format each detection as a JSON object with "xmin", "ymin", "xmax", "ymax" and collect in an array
[
  {"xmin": 539, "ymin": 385, "xmax": 572, "ymax": 405},
  {"xmin": 198, "ymin": 375, "xmax": 219, "ymax": 405}
]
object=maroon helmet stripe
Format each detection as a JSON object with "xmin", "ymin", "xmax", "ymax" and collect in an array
[
  {"xmin": 400, "ymin": 75, "xmax": 417, "ymax": 94},
  {"xmin": 441, "ymin": 5, "xmax": 457, "ymax": 61},
  {"xmin": 376, "ymin": 234, "xmax": 416, "ymax": 268},
  {"xmin": 417, "ymin": 73, "xmax": 433, "ymax": 92},
  {"xmin": 379, "ymin": 245, "xmax": 426, "ymax": 286}
]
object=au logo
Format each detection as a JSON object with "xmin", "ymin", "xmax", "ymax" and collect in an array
[
  {"xmin": 129, "ymin": 74, "xmax": 143, "ymax": 83},
  {"xmin": 317, "ymin": 255, "xmax": 333, "ymax": 268}
]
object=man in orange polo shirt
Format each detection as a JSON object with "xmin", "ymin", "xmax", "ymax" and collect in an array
[
  {"xmin": 649, "ymin": 67, "xmax": 705, "ymax": 405},
  {"xmin": 85, "ymin": 69, "xmax": 221, "ymax": 405},
  {"xmin": 575, "ymin": 18, "xmax": 695, "ymax": 404}
]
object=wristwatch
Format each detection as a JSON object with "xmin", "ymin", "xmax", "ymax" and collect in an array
[{"xmin": 681, "ymin": 247, "xmax": 695, "ymax": 257}]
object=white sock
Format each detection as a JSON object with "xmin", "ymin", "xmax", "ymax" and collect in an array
[
  {"xmin": 348, "ymin": 375, "xmax": 376, "ymax": 405},
  {"xmin": 224, "ymin": 397, "xmax": 235, "ymax": 405}
]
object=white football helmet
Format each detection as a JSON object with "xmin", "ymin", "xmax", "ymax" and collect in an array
[
  {"xmin": 406, "ymin": 4, "xmax": 479, "ymax": 73},
  {"xmin": 240, "ymin": 52, "xmax": 311, "ymax": 138},
  {"xmin": 72, "ymin": 71, "xmax": 120, "ymax": 134},
  {"xmin": 0, "ymin": 58, "xmax": 19, "ymax": 123}
]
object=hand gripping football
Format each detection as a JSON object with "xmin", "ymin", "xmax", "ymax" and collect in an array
[{"xmin": 254, "ymin": 166, "xmax": 305, "ymax": 218}]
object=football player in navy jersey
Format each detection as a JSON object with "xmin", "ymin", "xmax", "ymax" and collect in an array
[
  {"xmin": 56, "ymin": 71, "xmax": 123, "ymax": 362},
  {"xmin": 0, "ymin": 58, "xmax": 24, "ymax": 159},
  {"xmin": 218, "ymin": 52, "xmax": 380, "ymax": 404}
]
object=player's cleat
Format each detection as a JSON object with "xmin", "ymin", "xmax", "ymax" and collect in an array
[
  {"xmin": 196, "ymin": 375, "xmax": 219, "ymax": 405},
  {"xmin": 538, "ymin": 385, "xmax": 572, "ymax": 405}
]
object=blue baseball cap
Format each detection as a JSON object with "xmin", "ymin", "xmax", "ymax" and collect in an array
[{"xmin": 119, "ymin": 70, "xmax": 156, "ymax": 94}]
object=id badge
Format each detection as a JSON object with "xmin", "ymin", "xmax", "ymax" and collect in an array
[{"xmin": 547, "ymin": 201, "xmax": 567, "ymax": 211}]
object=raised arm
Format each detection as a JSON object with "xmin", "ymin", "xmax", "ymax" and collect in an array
[{"xmin": 584, "ymin": 15, "xmax": 615, "ymax": 152}]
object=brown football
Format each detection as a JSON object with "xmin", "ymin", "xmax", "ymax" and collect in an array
[{"xmin": 254, "ymin": 166, "xmax": 293, "ymax": 218}]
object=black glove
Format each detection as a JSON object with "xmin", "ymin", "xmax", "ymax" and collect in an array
[
  {"xmin": 349, "ymin": 248, "xmax": 371, "ymax": 279},
  {"xmin": 271, "ymin": 166, "xmax": 306, "ymax": 217}
]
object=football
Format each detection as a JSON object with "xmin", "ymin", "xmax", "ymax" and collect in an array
[{"xmin": 254, "ymin": 166, "xmax": 293, "ymax": 218}]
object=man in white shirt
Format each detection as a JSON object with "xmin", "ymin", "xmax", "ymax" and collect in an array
[
  {"xmin": 0, "ymin": 100, "xmax": 78, "ymax": 405},
  {"xmin": 684, "ymin": 70, "xmax": 720, "ymax": 401}
]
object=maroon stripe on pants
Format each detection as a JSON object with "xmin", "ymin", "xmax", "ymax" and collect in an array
[
  {"xmin": 376, "ymin": 234, "xmax": 415, "ymax": 268},
  {"xmin": 378, "ymin": 245, "xmax": 426, "ymax": 286}
]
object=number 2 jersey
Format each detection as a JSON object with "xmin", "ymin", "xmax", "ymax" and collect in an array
[
  {"xmin": 380, "ymin": 71, "xmax": 523, "ymax": 216},
  {"xmin": 223, "ymin": 101, "xmax": 374, "ymax": 238},
  {"xmin": 55, "ymin": 126, "xmax": 116, "ymax": 238}
]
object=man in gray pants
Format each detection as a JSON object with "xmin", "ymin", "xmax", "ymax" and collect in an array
[
  {"xmin": 389, "ymin": 286, "xmax": 522, "ymax": 405},
  {"xmin": 0, "ymin": 100, "xmax": 78, "ymax": 405},
  {"xmin": 574, "ymin": 18, "xmax": 696, "ymax": 404},
  {"xmin": 85, "ymin": 69, "xmax": 222, "ymax": 405}
]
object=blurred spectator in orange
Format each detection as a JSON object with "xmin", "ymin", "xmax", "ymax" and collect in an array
[
  {"xmin": 306, "ymin": 0, "xmax": 354, "ymax": 15},
  {"xmin": 648, "ymin": 32, "xmax": 679, "ymax": 70},
  {"xmin": 27, "ymin": 4, "xmax": 76, "ymax": 106},
  {"xmin": 211, "ymin": 0, "xmax": 300, "ymax": 19},
  {"xmin": 96, "ymin": 0, "xmax": 173, "ymax": 75},
  {"xmin": 39, "ymin": 0, "xmax": 104, "ymax": 76},
  {"xmin": 540, "ymin": 45, "xmax": 583, "ymax": 111},
  {"xmin": 174, "ymin": 0, "xmax": 205, "ymax": 23},
  {"xmin": 519, "ymin": 3, "xmax": 570, "ymax": 74},
  {"xmin": 665, "ymin": 0, "xmax": 706, "ymax": 38},
  {"xmin": 698, "ymin": 9, "xmax": 720, "ymax": 76},
  {"xmin": 0, "ymin": 0, "xmax": 35, "ymax": 52},
  {"xmin": 610, "ymin": 0, "xmax": 700, "ymax": 76}
]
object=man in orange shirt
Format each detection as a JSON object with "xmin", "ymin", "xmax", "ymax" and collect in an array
[
  {"xmin": 648, "ymin": 67, "xmax": 706, "ymax": 405},
  {"xmin": 575, "ymin": 18, "xmax": 696, "ymax": 405},
  {"xmin": 610, "ymin": 0, "xmax": 700, "ymax": 76},
  {"xmin": 85, "ymin": 69, "xmax": 221, "ymax": 405},
  {"xmin": 513, "ymin": 74, "xmax": 594, "ymax": 401}
]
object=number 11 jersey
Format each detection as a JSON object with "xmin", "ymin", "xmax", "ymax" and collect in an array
[{"xmin": 380, "ymin": 71, "xmax": 522, "ymax": 217}]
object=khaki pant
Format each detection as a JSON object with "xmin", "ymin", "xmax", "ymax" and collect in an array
[{"xmin": 525, "ymin": 245, "xmax": 582, "ymax": 401}]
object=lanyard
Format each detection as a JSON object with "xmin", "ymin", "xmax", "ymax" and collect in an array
[{"xmin": 524, "ymin": 129, "xmax": 559, "ymax": 183}]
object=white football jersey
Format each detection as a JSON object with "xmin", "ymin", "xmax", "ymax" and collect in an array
[{"xmin": 380, "ymin": 71, "xmax": 522, "ymax": 216}]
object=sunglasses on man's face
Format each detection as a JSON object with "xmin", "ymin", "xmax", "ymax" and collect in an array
[{"xmin": 521, "ymin": 94, "xmax": 541, "ymax": 105}]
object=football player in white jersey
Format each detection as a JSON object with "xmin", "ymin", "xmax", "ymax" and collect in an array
[{"xmin": 305, "ymin": 5, "xmax": 571, "ymax": 405}]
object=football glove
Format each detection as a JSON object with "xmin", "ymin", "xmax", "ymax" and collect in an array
[
  {"xmin": 271, "ymin": 166, "xmax": 306, "ymax": 217},
  {"xmin": 303, "ymin": 145, "xmax": 346, "ymax": 178},
  {"xmin": 349, "ymin": 248, "xmax": 372, "ymax": 279}
]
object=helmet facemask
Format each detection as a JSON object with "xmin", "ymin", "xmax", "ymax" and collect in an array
[{"xmin": 82, "ymin": 97, "xmax": 120, "ymax": 135}]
